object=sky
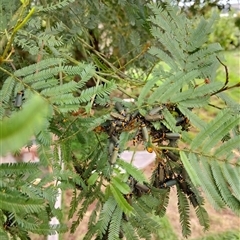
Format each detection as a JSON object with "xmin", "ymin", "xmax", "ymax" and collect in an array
[{"xmin": 221, "ymin": 0, "xmax": 239, "ymax": 4}]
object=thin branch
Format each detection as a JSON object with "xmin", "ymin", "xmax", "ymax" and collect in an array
[
  {"xmin": 216, "ymin": 56, "xmax": 229, "ymax": 88},
  {"xmin": 211, "ymin": 82, "xmax": 240, "ymax": 96},
  {"xmin": 156, "ymin": 145, "xmax": 239, "ymax": 166}
]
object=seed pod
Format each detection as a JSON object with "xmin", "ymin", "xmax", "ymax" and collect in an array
[
  {"xmin": 15, "ymin": 91, "xmax": 24, "ymax": 107},
  {"xmin": 109, "ymin": 146, "xmax": 119, "ymax": 164},
  {"xmin": 165, "ymin": 133, "xmax": 181, "ymax": 140},
  {"xmin": 110, "ymin": 112, "xmax": 125, "ymax": 121},
  {"xmin": 115, "ymin": 102, "xmax": 125, "ymax": 116},
  {"xmin": 149, "ymin": 106, "xmax": 164, "ymax": 116},
  {"xmin": 141, "ymin": 124, "xmax": 149, "ymax": 141},
  {"xmin": 162, "ymin": 179, "xmax": 177, "ymax": 188},
  {"xmin": 144, "ymin": 114, "xmax": 164, "ymax": 122},
  {"xmin": 135, "ymin": 182, "xmax": 150, "ymax": 193}
]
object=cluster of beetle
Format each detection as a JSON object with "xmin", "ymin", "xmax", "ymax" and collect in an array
[{"xmin": 95, "ymin": 101, "xmax": 200, "ymax": 208}]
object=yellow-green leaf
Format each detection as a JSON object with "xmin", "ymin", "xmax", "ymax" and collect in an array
[
  {"xmin": 110, "ymin": 184, "xmax": 133, "ymax": 215},
  {"xmin": 111, "ymin": 176, "xmax": 131, "ymax": 194},
  {"xmin": 0, "ymin": 95, "xmax": 51, "ymax": 156},
  {"xmin": 87, "ymin": 172, "xmax": 99, "ymax": 186}
]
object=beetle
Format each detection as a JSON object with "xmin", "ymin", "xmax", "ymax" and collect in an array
[
  {"xmin": 119, "ymin": 229, "xmax": 124, "ymax": 239},
  {"xmin": 141, "ymin": 123, "xmax": 149, "ymax": 141},
  {"xmin": 148, "ymin": 106, "xmax": 164, "ymax": 116},
  {"xmin": 135, "ymin": 182, "xmax": 150, "ymax": 193},
  {"xmin": 164, "ymin": 166, "xmax": 171, "ymax": 179},
  {"xmin": 110, "ymin": 135, "xmax": 118, "ymax": 144},
  {"xmin": 131, "ymin": 110, "xmax": 139, "ymax": 120},
  {"xmin": 115, "ymin": 101, "xmax": 126, "ymax": 116},
  {"xmin": 144, "ymin": 114, "xmax": 164, "ymax": 122},
  {"xmin": 157, "ymin": 164, "xmax": 165, "ymax": 185},
  {"xmin": 189, "ymin": 193, "xmax": 199, "ymax": 208},
  {"xmin": 110, "ymin": 112, "xmax": 125, "ymax": 121},
  {"xmin": 108, "ymin": 121, "xmax": 117, "ymax": 135},
  {"xmin": 15, "ymin": 91, "xmax": 24, "ymax": 108},
  {"xmin": 162, "ymin": 179, "xmax": 177, "ymax": 188},
  {"xmin": 165, "ymin": 132, "xmax": 181, "ymax": 140},
  {"xmin": 164, "ymin": 150, "xmax": 179, "ymax": 162},
  {"xmin": 124, "ymin": 193, "xmax": 133, "ymax": 205},
  {"xmin": 109, "ymin": 145, "xmax": 119, "ymax": 164},
  {"xmin": 108, "ymin": 141, "xmax": 114, "ymax": 156},
  {"xmin": 178, "ymin": 178, "xmax": 188, "ymax": 194}
]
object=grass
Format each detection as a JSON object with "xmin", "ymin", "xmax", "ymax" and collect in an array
[
  {"xmin": 193, "ymin": 230, "xmax": 240, "ymax": 240},
  {"xmin": 156, "ymin": 230, "xmax": 240, "ymax": 240},
  {"xmin": 152, "ymin": 215, "xmax": 178, "ymax": 240}
]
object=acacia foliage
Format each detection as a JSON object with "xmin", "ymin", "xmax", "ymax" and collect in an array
[{"xmin": 0, "ymin": 0, "xmax": 239, "ymax": 239}]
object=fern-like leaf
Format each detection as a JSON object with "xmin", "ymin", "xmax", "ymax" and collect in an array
[
  {"xmin": 203, "ymin": 116, "xmax": 239, "ymax": 152},
  {"xmin": 109, "ymin": 183, "xmax": 133, "ymax": 215},
  {"xmin": 155, "ymin": 189, "xmax": 170, "ymax": 217},
  {"xmin": 190, "ymin": 109, "xmax": 235, "ymax": 150},
  {"xmin": 221, "ymin": 163, "xmax": 240, "ymax": 201},
  {"xmin": 37, "ymin": 0, "xmax": 75, "ymax": 12},
  {"xmin": 177, "ymin": 186, "xmax": 191, "ymax": 237},
  {"xmin": 108, "ymin": 205, "xmax": 123, "ymax": 240},
  {"xmin": 122, "ymin": 221, "xmax": 139, "ymax": 240},
  {"xmin": 96, "ymin": 196, "xmax": 117, "ymax": 238},
  {"xmin": 0, "ymin": 76, "xmax": 15, "ymax": 105},
  {"xmin": 214, "ymin": 136, "xmax": 240, "ymax": 158},
  {"xmin": 14, "ymin": 58, "xmax": 65, "ymax": 77},
  {"xmin": 195, "ymin": 205, "xmax": 210, "ymax": 231},
  {"xmin": 148, "ymin": 70, "xmax": 199, "ymax": 104},
  {"xmin": 116, "ymin": 159, "xmax": 147, "ymax": 183},
  {"xmin": 41, "ymin": 81, "xmax": 78, "ymax": 97},
  {"xmin": 210, "ymin": 160, "xmax": 240, "ymax": 215},
  {"xmin": 178, "ymin": 105, "xmax": 206, "ymax": 130},
  {"xmin": 0, "ymin": 191, "xmax": 45, "ymax": 214}
]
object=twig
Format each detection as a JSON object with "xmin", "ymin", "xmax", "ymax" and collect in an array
[{"xmin": 216, "ymin": 56, "xmax": 229, "ymax": 88}]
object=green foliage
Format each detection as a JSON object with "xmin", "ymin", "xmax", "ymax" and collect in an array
[
  {"xmin": 208, "ymin": 14, "xmax": 240, "ymax": 50},
  {"xmin": 0, "ymin": 0, "xmax": 239, "ymax": 239},
  {"xmin": 177, "ymin": 187, "xmax": 191, "ymax": 237},
  {"xmin": 0, "ymin": 163, "xmax": 64, "ymax": 239}
]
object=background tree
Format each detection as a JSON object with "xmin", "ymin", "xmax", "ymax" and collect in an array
[{"xmin": 0, "ymin": 0, "xmax": 239, "ymax": 239}]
